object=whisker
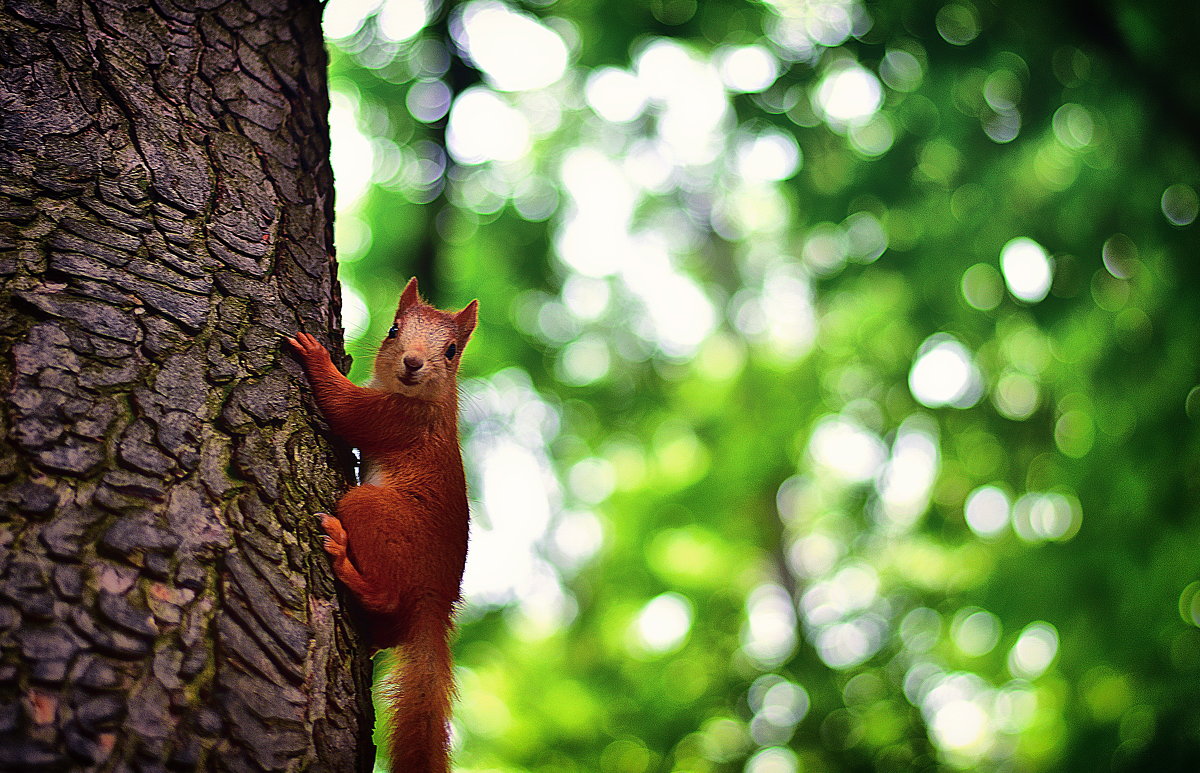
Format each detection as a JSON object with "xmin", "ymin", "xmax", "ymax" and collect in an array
[{"xmin": 343, "ymin": 342, "xmax": 378, "ymax": 356}]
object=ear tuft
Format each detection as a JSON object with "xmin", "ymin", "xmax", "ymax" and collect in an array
[
  {"xmin": 455, "ymin": 300, "xmax": 478, "ymax": 342},
  {"xmin": 397, "ymin": 277, "xmax": 421, "ymax": 315}
]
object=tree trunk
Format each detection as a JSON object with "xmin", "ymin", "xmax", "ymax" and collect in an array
[{"xmin": 0, "ymin": 0, "xmax": 373, "ymax": 770}]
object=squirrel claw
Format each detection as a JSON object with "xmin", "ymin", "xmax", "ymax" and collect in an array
[
  {"xmin": 319, "ymin": 513, "xmax": 349, "ymax": 545},
  {"xmin": 288, "ymin": 332, "xmax": 327, "ymax": 358},
  {"xmin": 321, "ymin": 535, "xmax": 345, "ymax": 558}
]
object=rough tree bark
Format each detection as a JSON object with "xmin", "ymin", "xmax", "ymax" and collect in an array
[{"xmin": 0, "ymin": 0, "xmax": 374, "ymax": 770}]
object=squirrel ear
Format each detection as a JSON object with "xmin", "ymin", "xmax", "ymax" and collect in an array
[
  {"xmin": 455, "ymin": 300, "xmax": 478, "ymax": 342},
  {"xmin": 397, "ymin": 277, "xmax": 421, "ymax": 315}
]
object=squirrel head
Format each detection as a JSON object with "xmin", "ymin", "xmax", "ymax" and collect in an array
[{"xmin": 373, "ymin": 277, "xmax": 478, "ymax": 401}]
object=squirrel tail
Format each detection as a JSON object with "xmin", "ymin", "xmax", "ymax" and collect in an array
[{"xmin": 387, "ymin": 606, "xmax": 455, "ymax": 773}]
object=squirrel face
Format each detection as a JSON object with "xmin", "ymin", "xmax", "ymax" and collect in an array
[{"xmin": 371, "ymin": 278, "xmax": 477, "ymax": 401}]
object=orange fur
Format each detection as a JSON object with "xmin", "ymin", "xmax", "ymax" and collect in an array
[{"xmin": 289, "ymin": 277, "xmax": 477, "ymax": 773}]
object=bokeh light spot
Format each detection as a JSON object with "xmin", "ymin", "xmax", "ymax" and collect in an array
[
  {"xmin": 993, "ymin": 371, "xmax": 1040, "ymax": 420},
  {"xmin": 983, "ymin": 69, "xmax": 1021, "ymax": 112},
  {"xmin": 717, "ymin": 44, "xmax": 779, "ymax": 93},
  {"xmin": 735, "ymin": 129, "xmax": 801, "ymax": 182},
  {"xmin": 745, "ymin": 746, "xmax": 798, "ymax": 773},
  {"xmin": 849, "ymin": 114, "xmax": 896, "ymax": 156},
  {"xmin": 633, "ymin": 592, "xmax": 693, "ymax": 655},
  {"xmin": 1101, "ymin": 233, "xmax": 1138, "ymax": 279},
  {"xmin": 936, "ymin": 3, "xmax": 981, "ymax": 46},
  {"xmin": 568, "ymin": 457, "xmax": 616, "ymax": 504},
  {"xmin": 748, "ymin": 675, "xmax": 809, "ymax": 746},
  {"xmin": 447, "ymin": 87, "xmax": 531, "ymax": 164},
  {"xmin": 1161, "ymin": 184, "xmax": 1199, "ymax": 226},
  {"xmin": 1000, "ymin": 237, "xmax": 1053, "ymax": 302},
  {"xmin": 876, "ymin": 417, "xmax": 940, "ymax": 529},
  {"xmin": 930, "ymin": 697, "xmax": 989, "ymax": 756},
  {"xmin": 743, "ymin": 584, "xmax": 797, "ymax": 668},
  {"xmin": 787, "ymin": 533, "xmax": 842, "ymax": 578},
  {"xmin": 761, "ymin": 0, "xmax": 859, "ymax": 56},
  {"xmin": 650, "ymin": 0, "xmax": 697, "ymax": 26},
  {"xmin": 377, "ymin": 0, "xmax": 429, "ymax": 42},
  {"xmin": 922, "ymin": 672, "xmax": 995, "ymax": 762},
  {"xmin": 801, "ymin": 222, "xmax": 848, "ymax": 274},
  {"xmin": 562, "ymin": 275, "xmax": 611, "ymax": 321},
  {"xmin": 951, "ymin": 608, "xmax": 1001, "ymax": 656},
  {"xmin": 586, "ymin": 67, "xmax": 647, "ymax": 123},
  {"xmin": 814, "ymin": 62, "xmax": 883, "ymax": 128},
  {"xmin": 1008, "ymin": 622, "xmax": 1059, "ymax": 679},
  {"xmin": 994, "ymin": 683, "xmax": 1038, "ymax": 733},
  {"xmin": 1055, "ymin": 409, "xmax": 1095, "ymax": 458},
  {"xmin": 843, "ymin": 211, "xmax": 888, "ymax": 262},
  {"xmin": 552, "ymin": 510, "xmax": 604, "ymax": 569},
  {"xmin": 459, "ymin": 370, "xmax": 565, "ymax": 620},
  {"xmin": 558, "ymin": 335, "xmax": 611, "ymax": 386},
  {"xmin": 1052, "ymin": 103, "xmax": 1095, "ymax": 150},
  {"xmin": 406, "ymin": 79, "xmax": 452, "ymax": 123},
  {"xmin": 964, "ymin": 485, "xmax": 1010, "ymax": 538},
  {"xmin": 1178, "ymin": 582, "xmax": 1200, "ymax": 627},
  {"xmin": 880, "ymin": 48, "xmax": 923, "ymax": 92},
  {"xmin": 982, "ymin": 106, "xmax": 1021, "ymax": 144},
  {"xmin": 600, "ymin": 738, "xmax": 651, "ymax": 773},
  {"xmin": 1186, "ymin": 385, "xmax": 1200, "ymax": 420},
  {"xmin": 334, "ymin": 213, "xmax": 373, "ymax": 263},
  {"xmin": 323, "ymin": 0, "xmax": 380, "ymax": 39},
  {"xmin": 763, "ymin": 679, "xmax": 810, "ymax": 726},
  {"xmin": 908, "ymin": 334, "xmax": 983, "ymax": 409},
  {"xmin": 815, "ymin": 618, "xmax": 882, "ymax": 669},
  {"xmin": 455, "ymin": 1, "xmax": 569, "ymax": 92},
  {"xmin": 1012, "ymin": 491, "xmax": 1081, "ymax": 541},
  {"xmin": 808, "ymin": 415, "xmax": 886, "ymax": 483}
]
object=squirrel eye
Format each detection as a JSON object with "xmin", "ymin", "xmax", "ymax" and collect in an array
[
  {"xmin": 445, "ymin": 343, "xmax": 457, "ymax": 360},
  {"xmin": 387, "ymin": 324, "xmax": 399, "ymax": 339}
]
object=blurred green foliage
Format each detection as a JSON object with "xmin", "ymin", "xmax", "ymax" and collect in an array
[{"xmin": 322, "ymin": 0, "xmax": 1200, "ymax": 770}]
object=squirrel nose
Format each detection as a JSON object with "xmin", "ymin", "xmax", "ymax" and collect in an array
[{"xmin": 403, "ymin": 354, "xmax": 425, "ymax": 372}]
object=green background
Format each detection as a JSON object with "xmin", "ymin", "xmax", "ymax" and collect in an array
[{"xmin": 321, "ymin": 0, "xmax": 1200, "ymax": 770}]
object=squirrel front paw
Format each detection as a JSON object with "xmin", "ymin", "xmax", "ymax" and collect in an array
[{"xmin": 287, "ymin": 332, "xmax": 332, "ymax": 364}]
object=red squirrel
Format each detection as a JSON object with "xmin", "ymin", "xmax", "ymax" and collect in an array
[{"xmin": 288, "ymin": 277, "xmax": 477, "ymax": 773}]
